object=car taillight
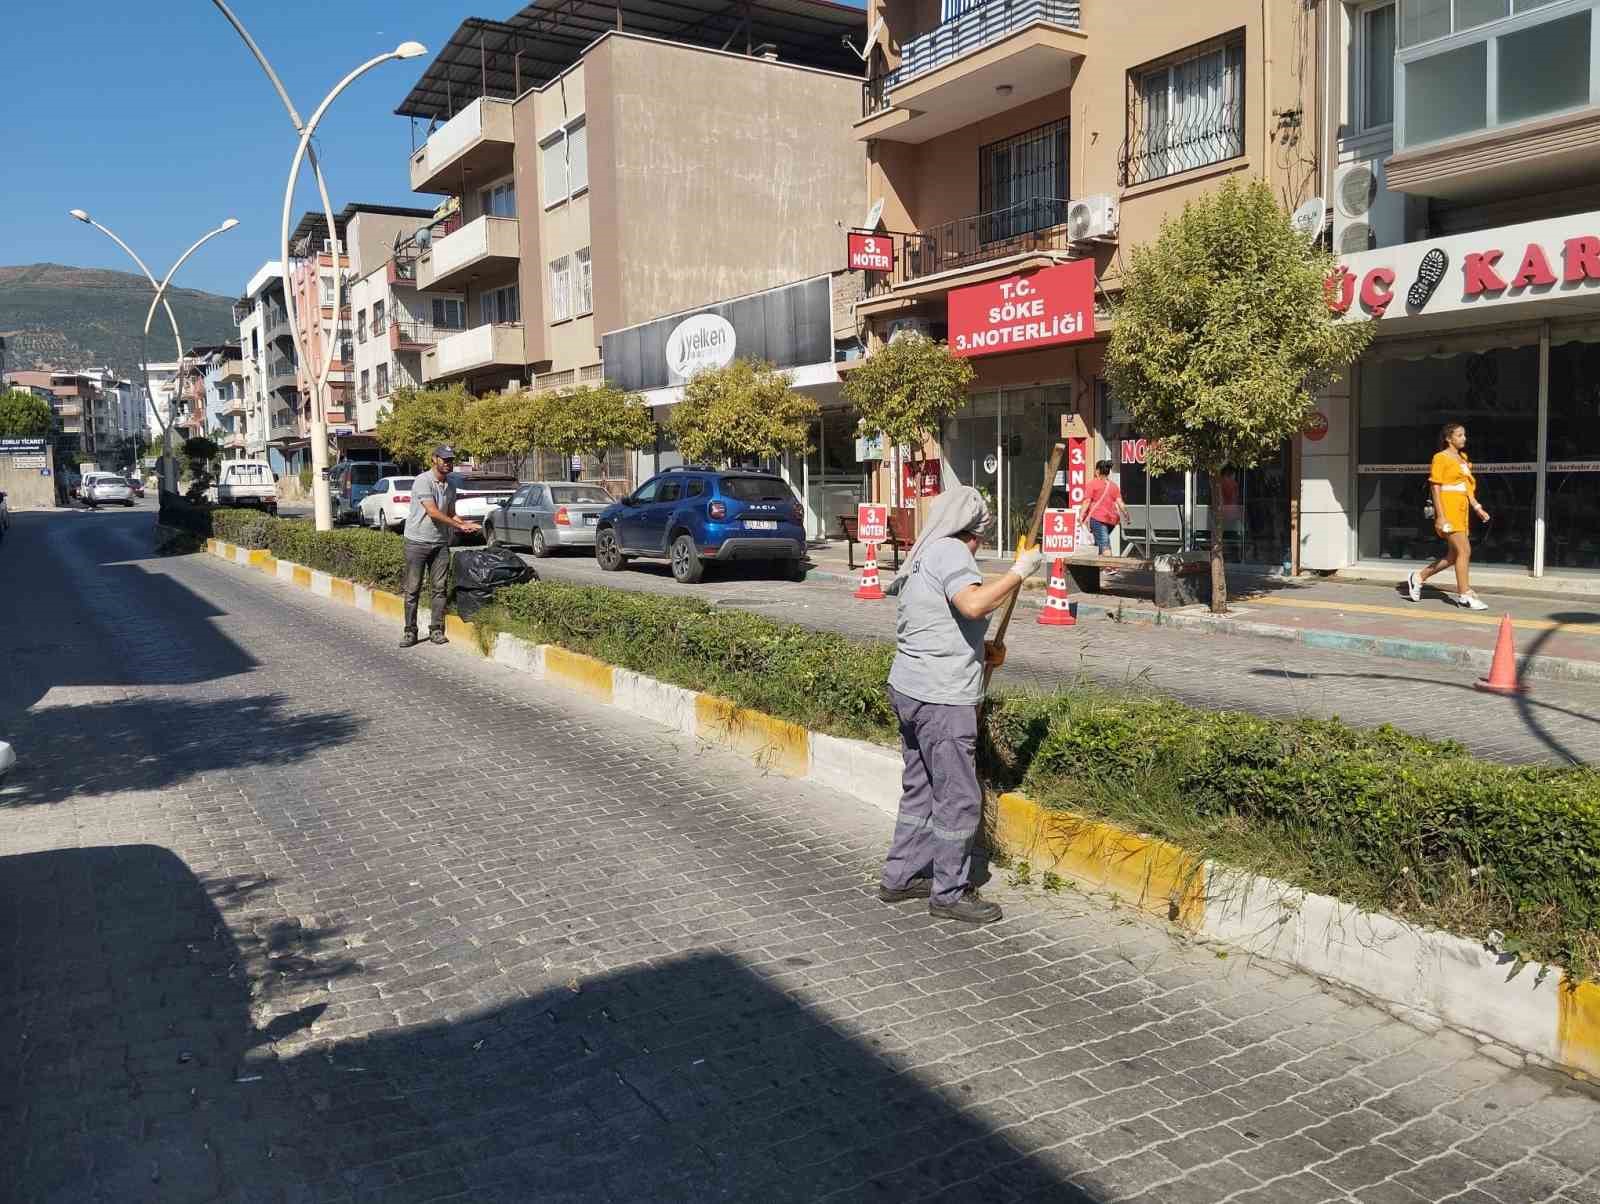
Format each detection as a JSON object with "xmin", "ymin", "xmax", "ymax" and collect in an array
[
  {"xmin": 393, "ymin": 494, "xmax": 410, "ymax": 503},
  {"xmin": 790, "ymin": 501, "xmax": 804, "ymax": 525},
  {"xmin": 554, "ymin": 506, "xmax": 571, "ymax": 526},
  {"xmin": 708, "ymin": 500, "xmax": 727, "ymax": 520}
]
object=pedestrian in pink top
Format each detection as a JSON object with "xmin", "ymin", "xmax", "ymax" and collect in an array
[{"xmin": 1077, "ymin": 460, "xmax": 1130, "ymax": 555}]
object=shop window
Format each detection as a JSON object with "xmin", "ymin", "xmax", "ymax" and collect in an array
[
  {"xmin": 1545, "ymin": 336, "xmax": 1600, "ymax": 570},
  {"xmin": 978, "ymin": 119, "xmax": 1069, "ymax": 241},
  {"xmin": 1123, "ymin": 32, "xmax": 1246, "ymax": 186}
]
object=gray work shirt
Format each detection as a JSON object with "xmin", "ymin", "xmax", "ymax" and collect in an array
[
  {"xmin": 403, "ymin": 470, "xmax": 457, "ymax": 544},
  {"xmin": 888, "ymin": 536, "xmax": 988, "ymax": 706}
]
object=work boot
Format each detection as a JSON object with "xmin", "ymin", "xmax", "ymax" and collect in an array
[
  {"xmin": 929, "ymin": 887, "xmax": 1003, "ymax": 925},
  {"xmin": 428, "ymin": 629, "xmax": 449, "ymax": 645},
  {"xmin": 398, "ymin": 632, "xmax": 419, "ymax": 648},
  {"xmin": 877, "ymin": 878, "xmax": 932, "ymax": 903}
]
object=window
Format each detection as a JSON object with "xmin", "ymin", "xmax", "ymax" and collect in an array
[
  {"xmin": 319, "ymin": 274, "xmax": 335, "ymax": 305},
  {"xmin": 481, "ymin": 181, "xmax": 516, "ymax": 218},
  {"xmin": 1356, "ymin": 3, "xmax": 1396, "ymax": 130},
  {"xmin": 575, "ymin": 247, "xmax": 593, "ymax": 315},
  {"xmin": 549, "ymin": 256, "xmax": 573, "ymax": 322},
  {"xmin": 1123, "ymin": 32, "xmax": 1246, "ymax": 186},
  {"xmin": 632, "ymin": 478, "xmax": 660, "ymax": 504},
  {"xmin": 978, "ymin": 119, "xmax": 1070, "ymax": 241},
  {"xmin": 480, "ymin": 283, "xmax": 520, "ymax": 325},
  {"xmin": 432, "ymin": 297, "xmax": 466, "ymax": 330},
  {"xmin": 359, "ymin": 368, "xmax": 370, "ymax": 399},
  {"xmin": 372, "ymin": 300, "xmax": 386, "ymax": 334},
  {"xmin": 376, "ymin": 362, "xmax": 390, "ymax": 398},
  {"xmin": 540, "ymin": 118, "xmax": 587, "ymax": 207},
  {"xmin": 541, "ymin": 135, "xmax": 568, "ymax": 206},
  {"xmin": 657, "ymin": 479, "xmax": 682, "ymax": 504},
  {"xmin": 356, "ymin": 308, "xmax": 367, "ymax": 342},
  {"xmin": 567, "ymin": 121, "xmax": 588, "ymax": 194},
  {"xmin": 686, "ymin": 478, "xmax": 706, "ymax": 498}
]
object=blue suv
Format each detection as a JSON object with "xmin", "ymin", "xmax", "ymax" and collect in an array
[{"xmin": 595, "ymin": 467, "xmax": 808, "ymax": 583}]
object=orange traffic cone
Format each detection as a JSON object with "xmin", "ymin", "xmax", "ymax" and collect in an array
[
  {"xmin": 855, "ymin": 542, "xmax": 885, "ymax": 601},
  {"xmin": 1474, "ymin": 614, "xmax": 1527, "ymax": 695},
  {"xmin": 1037, "ymin": 558, "xmax": 1076, "ymax": 626}
]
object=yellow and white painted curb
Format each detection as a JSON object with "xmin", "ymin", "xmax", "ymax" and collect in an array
[{"xmin": 202, "ymin": 537, "xmax": 1600, "ymax": 1082}]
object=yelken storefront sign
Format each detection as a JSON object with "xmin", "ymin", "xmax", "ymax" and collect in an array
[
  {"xmin": 947, "ymin": 259, "xmax": 1096, "ymax": 358},
  {"xmin": 665, "ymin": 313, "xmax": 737, "ymax": 382}
]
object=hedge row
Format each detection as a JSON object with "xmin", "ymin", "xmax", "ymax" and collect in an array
[{"xmin": 199, "ymin": 511, "xmax": 1600, "ymax": 971}]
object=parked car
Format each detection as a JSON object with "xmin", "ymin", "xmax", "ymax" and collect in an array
[
  {"xmin": 356, "ymin": 475, "xmax": 417, "ymax": 531},
  {"xmin": 450, "ymin": 474, "xmax": 520, "ymax": 534},
  {"xmin": 124, "ymin": 476, "xmax": 146, "ymax": 499},
  {"xmin": 80, "ymin": 471, "xmax": 134, "ymax": 507},
  {"xmin": 484, "ymin": 482, "xmax": 615, "ymax": 557},
  {"xmin": 213, "ymin": 459, "xmax": 278, "ymax": 514},
  {"xmin": 595, "ymin": 467, "xmax": 806, "ymax": 583},
  {"xmin": 329, "ymin": 460, "xmax": 398, "ymax": 524}
]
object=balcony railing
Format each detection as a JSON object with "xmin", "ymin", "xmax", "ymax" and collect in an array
[
  {"xmin": 873, "ymin": 198, "xmax": 1075, "ymax": 289},
  {"xmin": 864, "ymin": 0, "xmax": 1082, "ymax": 116},
  {"xmin": 390, "ymin": 320, "xmax": 459, "ymax": 349}
]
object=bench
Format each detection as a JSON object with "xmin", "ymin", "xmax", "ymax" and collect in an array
[
  {"xmin": 1057, "ymin": 552, "xmax": 1211, "ymax": 609},
  {"xmin": 838, "ymin": 510, "xmax": 915, "ymax": 570}
]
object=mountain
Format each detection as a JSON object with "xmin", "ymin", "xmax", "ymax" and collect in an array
[{"xmin": 0, "ymin": 263, "xmax": 238, "ymax": 378}]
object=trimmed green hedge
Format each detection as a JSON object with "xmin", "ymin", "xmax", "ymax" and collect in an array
[{"xmin": 210, "ymin": 509, "xmax": 428, "ymax": 594}]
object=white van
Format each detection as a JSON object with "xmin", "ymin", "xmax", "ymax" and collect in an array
[{"xmin": 213, "ymin": 460, "xmax": 279, "ymax": 515}]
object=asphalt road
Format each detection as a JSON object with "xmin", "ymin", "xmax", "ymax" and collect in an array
[{"xmin": 5, "ymin": 507, "xmax": 1597, "ymax": 1203}]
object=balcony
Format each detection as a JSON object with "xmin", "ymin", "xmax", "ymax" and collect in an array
[
  {"xmin": 390, "ymin": 320, "xmax": 456, "ymax": 351},
  {"xmin": 863, "ymin": 198, "xmax": 1076, "ymax": 300},
  {"xmin": 422, "ymin": 323, "xmax": 525, "ymax": 382},
  {"xmin": 265, "ymin": 357, "xmax": 298, "ymax": 391},
  {"xmin": 1387, "ymin": 0, "xmax": 1600, "ymax": 201},
  {"xmin": 409, "ymin": 96, "xmax": 516, "ymax": 195},
  {"xmin": 264, "ymin": 306, "xmax": 292, "ymax": 343},
  {"xmin": 388, "ymin": 249, "xmax": 419, "ymax": 286},
  {"xmin": 222, "ymin": 432, "xmax": 247, "ymax": 450},
  {"xmin": 857, "ymin": 0, "xmax": 1086, "ymax": 143},
  {"xmin": 417, "ymin": 215, "xmax": 520, "ymax": 292},
  {"xmin": 222, "ymin": 398, "xmax": 247, "ymax": 417}
]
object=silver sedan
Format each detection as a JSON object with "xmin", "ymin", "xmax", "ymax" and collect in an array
[{"xmin": 484, "ymin": 481, "xmax": 615, "ymax": 557}]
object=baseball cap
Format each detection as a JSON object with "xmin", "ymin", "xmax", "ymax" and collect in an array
[{"xmin": 433, "ymin": 445, "xmax": 456, "ymax": 460}]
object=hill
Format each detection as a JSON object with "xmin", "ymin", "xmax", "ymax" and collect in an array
[{"xmin": 0, "ymin": 263, "xmax": 238, "ymax": 378}]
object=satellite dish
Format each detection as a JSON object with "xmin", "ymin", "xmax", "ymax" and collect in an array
[
  {"xmin": 862, "ymin": 197, "xmax": 885, "ymax": 231},
  {"xmin": 1291, "ymin": 197, "xmax": 1326, "ymax": 240}
]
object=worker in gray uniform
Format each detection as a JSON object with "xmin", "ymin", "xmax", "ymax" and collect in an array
[{"xmin": 879, "ymin": 485, "xmax": 1042, "ymax": 924}]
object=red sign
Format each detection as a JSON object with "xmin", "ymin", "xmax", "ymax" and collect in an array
[
  {"xmin": 1121, "ymin": 438, "xmax": 1149, "ymax": 465},
  {"xmin": 901, "ymin": 457, "xmax": 942, "ymax": 500},
  {"xmin": 847, "ymin": 231, "xmax": 894, "ymax": 273},
  {"xmin": 1304, "ymin": 411, "xmax": 1330, "ymax": 442},
  {"xmin": 948, "ymin": 259, "xmax": 1096, "ymax": 358},
  {"xmin": 856, "ymin": 503, "xmax": 888, "ymax": 544},
  {"xmin": 1042, "ymin": 508, "xmax": 1077, "ymax": 556},
  {"xmin": 1065, "ymin": 436, "xmax": 1088, "ymax": 512}
]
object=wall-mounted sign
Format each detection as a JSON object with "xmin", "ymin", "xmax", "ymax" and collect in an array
[
  {"xmin": 1065, "ymin": 435, "xmax": 1088, "ymax": 513},
  {"xmin": 901, "ymin": 458, "xmax": 941, "ymax": 499},
  {"xmin": 856, "ymin": 503, "xmax": 889, "ymax": 544},
  {"xmin": 947, "ymin": 259, "xmax": 1096, "ymax": 358},
  {"xmin": 855, "ymin": 432, "xmax": 885, "ymax": 461},
  {"xmin": 664, "ymin": 313, "xmax": 737, "ymax": 382},
  {"xmin": 10, "ymin": 454, "xmax": 46, "ymax": 469},
  {"xmin": 1333, "ymin": 209, "xmax": 1600, "ymax": 322},
  {"xmin": 982, "ymin": 453, "xmax": 998, "ymax": 475},
  {"xmin": 0, "ymin": 438, "xmax": 46, "ymax": 455},
  {"xmin": 1121, "ymin": 438, "xmax": 1149, "ymax": 465},
  {"xmin": 1304, "ymin": 411, "xmax": 1330, "ymax": 442},
  {"xmin": 847, "ymin": 231, "xmax": 894, "ymax": 272}
]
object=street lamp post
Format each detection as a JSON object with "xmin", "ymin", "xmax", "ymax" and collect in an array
[
  {"xmin": 212, "ymin": 0, "xmax": 423, "ymax": 530},
  {"xmin": 67, "ymin": 210, "xmax": 237, "ymax": 495}
]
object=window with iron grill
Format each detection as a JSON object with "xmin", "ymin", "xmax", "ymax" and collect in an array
[
  {"xmin": 1123, "ymin": 31, "xmax": 1246, "ymax": 187},
  {"xmin": 977, "ymin": 118, "xmax": 1070, "ymax": 243}
]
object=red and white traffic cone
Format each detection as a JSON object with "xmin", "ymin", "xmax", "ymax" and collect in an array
[
  {"xmin": 855, "ymin": 542, "xmax": 885, "ymax": 601},
  {"xmin": 1473, "ymin": 614, "xmax": 1527, "ymax": 695},
  {"xmin": 1037, "ymin": 558, "xmax": 1076, "ymax": 626}
]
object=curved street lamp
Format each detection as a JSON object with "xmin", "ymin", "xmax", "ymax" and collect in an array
[{"xmin": 68, "ymin": 209, "xmax": 238, "ymax": 493}]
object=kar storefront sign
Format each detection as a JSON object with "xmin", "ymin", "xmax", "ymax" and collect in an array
[
  {"xmin": 947, "ymin": 259, "xmax": 1096, "ymax": 358},
  {"xmin": 1332, "ymin": 209, "xmax": 1600, "ymax": 323}
]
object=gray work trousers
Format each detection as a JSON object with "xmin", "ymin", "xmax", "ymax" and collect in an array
[
  {"xmin": 881, "ymin": 684, "xmax": 983, "ymax": 906},
  {"xmin": 402, "ymin": 539, "xmax": 449, "ymax": 635}
]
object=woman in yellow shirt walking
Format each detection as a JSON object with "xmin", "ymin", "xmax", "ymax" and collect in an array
[{"xmin": 1406, "ymin": 422, "xmax": 1491, "ymax": 610}]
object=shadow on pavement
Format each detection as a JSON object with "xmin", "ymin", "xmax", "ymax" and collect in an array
[{"xmin": 2, "ymin": 845, "xmax": 1092, "ymax": 1203}]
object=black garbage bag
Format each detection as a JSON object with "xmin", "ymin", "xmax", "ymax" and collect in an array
[{"xmin": 451, "ymin": 547, "xmax": 536, "ymax": 620}]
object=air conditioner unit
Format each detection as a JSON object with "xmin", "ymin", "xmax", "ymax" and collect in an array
[
  {"xmin": 1067, "ymin": 194, "xmax": 1119, "ymax": 242},
  {"xmin": 886, "ymin": 318, "xmax": 932, "ymax": 343},
  {"xmin": 1332, "ymin": 159, "xmax": 1405, "ymax": 255}
]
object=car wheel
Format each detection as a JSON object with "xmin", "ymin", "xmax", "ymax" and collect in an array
[
  {"xmin": 596, "ymin": 527, "xmax": 626, "ymax": 571},
  {"xmin": 125, "ymin": 500, "xmax": 135, "ymax": 507},
  {"xmin": 531, "ymin": 528, "xmax": 549, "ymax": 558},
  {"xmin": 485, "ymin": 519, "xmax": 501, "ymax": 548},
  {"xmin": 670, "ymin": 533, "xmax": 705, "ymax": 584}
]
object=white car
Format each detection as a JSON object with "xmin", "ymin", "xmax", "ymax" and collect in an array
[
  {"xmin": 81, "ymin": 472, "xmax": 134, "ymax": 506},
  {"xmin": 450, "ymin": 474, "xmax": 520, "ymax": 529},
  {"xmin": 357, "ymin": 475, "xmax": 418, "ymax": 531}
]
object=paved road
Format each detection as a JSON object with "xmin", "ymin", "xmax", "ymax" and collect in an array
[
  {"xmin": 4, "ymin": 508, "xmax": 1598, "ymax": 1203},
  {"xmin": 510, "ymin": 551, "xmax": 1599, "ymax": 767}
]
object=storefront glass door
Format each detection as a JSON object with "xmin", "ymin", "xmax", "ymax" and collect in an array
[{"xmin": 1545, "ymin": 337, "xmax": 1600, "ymax": 570}]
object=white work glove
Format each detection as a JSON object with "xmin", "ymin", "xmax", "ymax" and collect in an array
[{"xmin": 1009, "ymin": 546, "xmax": 1044, "ymax": 580}]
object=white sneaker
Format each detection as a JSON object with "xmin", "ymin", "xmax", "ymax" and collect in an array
[
  {"xmin": 1405, "ymin": 571, "xmax": 1421, "ymax": 602},
  {"xmin": 1457, "ymin": 592, "xmax": 1489, "ymax": 611}
]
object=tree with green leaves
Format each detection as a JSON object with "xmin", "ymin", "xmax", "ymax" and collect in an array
[
  {"xmin": 530, "ymin": 384, "xmax": 656, "ymax": 478},
  {"xmin": 375, "ymin": 384, "xmax": 471, "ymax": 467},
  {"xmin": 1104, "ymin": 177, "xmax": 1375, "ymax": 612},
  {"xmin": 667, "ymin": 360, "xmax": 817, "ymax": 468},
  {"xmin": 0, "ymin": 389, "xmax": 54, "ymax": 438},
  {"xmin": 460, "ymin": 390, "xmax": 541, "ymax": 464},
  {"xmin": 841, "ymin": 332, "xmax": 974, "ymax": 501}
]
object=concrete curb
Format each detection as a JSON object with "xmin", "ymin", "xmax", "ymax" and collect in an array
[{"xmin": 201, "ymin": 537, "xmax": 1600, "ymax": 1082}]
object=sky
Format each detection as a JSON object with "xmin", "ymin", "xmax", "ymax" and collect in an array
[{"xmin": 0, "ymin": 1, "xmax": 509, "ymax": 297}]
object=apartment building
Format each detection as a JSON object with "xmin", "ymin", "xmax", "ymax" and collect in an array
[
  {"xmin": 5, "ymin": 369, "xmax": 112, "ymax": 458},
  {"xmin": 235, "ymin": 263, "xmax": 300, "ymax": 471},
  {"xmin": 141, "ymin": 362, "xmax": 180, "ymax": 444},
  {"xmin": 393, "ymin": 0, "xmax": 866, "ymax": 400},
  {"xmin": 199, "ymin": 344, "xmax": 247, "ymax": 454},
  {"xmin": 349, "ymin": 221, "xmax": 465, "ymax": 432},
  {"xmin": 850, "ymin": 0, "xmax": 1324, "ymax": 563},
  {"xmin": 1315, "ymin": 0, "xmax": 1600, "ymax": 581}
]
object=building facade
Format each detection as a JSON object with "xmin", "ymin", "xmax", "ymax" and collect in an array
[
  {"xmin": 235, "ymin": 262, "xmax": 301, "ymax": 472},
  {"xmin": 1310, "ymin": 0, "xmax": 1600, "ymax": 581},
  {"xmin": 395, "ymin": 1, "xmax": 867, "ymax": 400}
]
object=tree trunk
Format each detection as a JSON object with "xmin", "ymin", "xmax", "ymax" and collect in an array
[{"xmin": 1208, "ymin": 468, "xmax": 1229, "ymax": 614}]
